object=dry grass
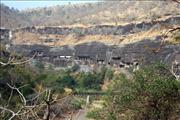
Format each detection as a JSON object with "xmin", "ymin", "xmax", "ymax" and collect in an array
[
  {"xmin": 13, "ymin": 32, "xmax": 41, "ymax": 44},
  {"xmin": 13, "ymin": 32, "xmax": 54, "ymax": 46},
  {"xmin": 75, "ymin": 1, "xmax": 180, "ymax": 26},
  {"xmin": 13, "ymin": 26, "xmax": 177, "ymax": 46},
  {"xmin": 166, "ymin": 30, "xmax": 180, "ymax": 44}
]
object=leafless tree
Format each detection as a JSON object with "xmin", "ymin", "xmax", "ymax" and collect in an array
[
  {"xmin": 144, "ymin": 27, "xmax": 180, "ymax": 55},
  {"xmin": 0, "ymin": 83, "xmax": 45, "ymax": 120},
  {"xmin": 0, "ymin": 53, "xmax": 37, "ymax": 66},
  {"xmin": 0, "ymin": 83, "xmax": 74, "ymax": 120}
]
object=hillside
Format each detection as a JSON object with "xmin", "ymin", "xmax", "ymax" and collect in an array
[
  {"xmin": 0, "ymin": 1, "xmax": 180, "ymax": 120},
  {"xmin": 11, "ymin": 16, "xmax": 180, "ymax": 46},
  {"xmin": 0, "ymin": 1, "xmax": 180, "ymax": 28},
  {"xmin": 0, "ymin": 4, "xmax": 30, "ymax": 28}
]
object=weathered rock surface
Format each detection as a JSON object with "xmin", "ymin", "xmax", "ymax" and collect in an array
[
  {"xmin": 9, "ymin": 40, "xmax": 180, "ymax": 66},
  {"xmin": 12, "ymin": 16, "xmax": 180, "ymax": 36}
]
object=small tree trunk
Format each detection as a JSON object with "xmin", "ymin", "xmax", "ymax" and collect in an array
[{"xmin": 43, "ymin": 100, "xmax": 50, "ymax": 120}]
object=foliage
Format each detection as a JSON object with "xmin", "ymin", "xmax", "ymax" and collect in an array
[
  {"xmin": 33, "ymin": 60, "xmax": 45, "ymax": 71},
  {"xmin": 105, "ymin": 68, "xmax": 114, "ymax": 80},
  {"xmin": 76, "ymin": 72, "xmax": 103, "ymax": 90},
  {"xmin": 0, "ymin": 46, "xmax": 110, "ymax": 119},
  {"xmin": 55, "ymin": 71, "xmax": 77, "ymax": 89},
  {"xmin": 87, "ymin": 63, "xmax": 180, "ymax": 120},
  {"xmin": 86, "ymin": 108, "xmax": 102, "ymax": 119},
  {"xmin": 71, "ymin": 98, "xmax": 86, "ymax": 110}
]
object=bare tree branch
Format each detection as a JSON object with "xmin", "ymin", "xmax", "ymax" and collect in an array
[
  {"xmin": 171, "ymin": 0, "xmax": 180, "ymax": 4},
  {"xmin": 144, "ymin": 27, "xmax": 180, "ymax": 55},
  {"xmin": 7, "ymin": 83, "xmax": 27, "ymax": 106},
  {"xmin": 43, "ymin": 89, "xmax": 51, "ymax": 120},
  {"xmin": 0, "ymin": 53, "xmax": 37, "ymax": 66},
  {"xmin": 0, "ymin": 84, "xmax": 48, "ymax": 120}
]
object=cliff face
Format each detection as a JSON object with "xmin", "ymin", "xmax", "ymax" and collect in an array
[
  {"xmin": 1, "ymin": 2, "xmax": 179, "ymax": 73},
  {"xmin": 9, "ymin": 39, "xmax": 180, "ymax": 74},
  {"xmin": 0, "ymin": 28, "xmax": 11, "ymax": 44},
  {"xmin": 12, "ymin": 16, "xmax": 180, "ymax": 35},
  {"xmin": 2, "ymin": 14, "xmax": 179, "ymax": 68},
  {"xmin": 10, "ymin": 40, "xmax": 180, "ymax": 66},
  {"xmin": 10, "ymin": 16, "xmax": 180, "ymax": 46}
]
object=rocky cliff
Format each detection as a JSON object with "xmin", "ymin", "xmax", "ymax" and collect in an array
[
  {"xmin": 10, "ymin": 16, "xmax": 180, "ymax": 46},
  {"xmin": 13, "ymin": 16, "xmax": 180, "ymax": 35},
  {"xmin": 9, "ymin": 40, "xmax": 180, "ymax": 66},
  {"xmin": 0, "ymin": 2, "xmax": 179, "ymax": 75}
]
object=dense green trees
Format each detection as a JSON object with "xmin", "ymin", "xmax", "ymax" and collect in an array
[
  {"xmin": 0, "ymin": 46, "xmax": 113, "ymax": 96},
  {"xmin": 87, "ymin": 63, "xmax": 180, "ymax": 120},
  {"xmin": 77, "ymin": 72, "xmax": 101, "ymax": 90},
  {"xmin": 54, "ymin": 71, "xmax": 77, "ymax": 90},
  {"xmin": 0, "ymin": 51, "xmax": 111, "ymax": 119}
]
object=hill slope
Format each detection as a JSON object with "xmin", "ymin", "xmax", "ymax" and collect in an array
[
  {"xmin": 0, "ymin": 1, "xmax": 180, "ymax": 28},
  {"xmin": 0, "ymin": 4, "xmax": 30, "ymax": 28}
]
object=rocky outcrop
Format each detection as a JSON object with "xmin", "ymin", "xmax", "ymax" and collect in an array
[
  {"xmin": 9, "ymin": 39, "xmax": 180, "ymax": 68},
  {"xmin": 0, "ymin": 27, "xmax": 11, "ymax": 44},
  {"xmin": 12, "ymin": 16, "xmax": 180, "ymax": 36},
  {"xmin": 2, "ymin": 14, "xmax": 179, "ymax": 69}
]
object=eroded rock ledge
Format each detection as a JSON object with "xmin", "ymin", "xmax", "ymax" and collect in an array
[{"xmin": 12, "ymin": 16, "xmax": 180, "ymax": 35}]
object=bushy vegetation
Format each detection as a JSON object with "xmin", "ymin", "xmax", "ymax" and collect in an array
[
  {"xmin": 3, "ymin": 43, "xmax": 179, "ymax": 120},
  {"xmin": 0, "ymin": 46, "xmax": 113, "ymax": 119},
  {"xmin": 0, "ymin": 46, "xmax": 112, "ymax": 107},
  {"xmin": 87, "ymin": 63, "xmax": 180, "ymax": 120},
  {"xmin": 71, "ymin": 98, "xmax": 86, "ymax": 110},
  {"xmin": 0, "ymin": 47, "xmax": 113, "ymax": 120},
  {"xmin": 38, "ymin": 66, "xmax": 113, "ymax": 92}
]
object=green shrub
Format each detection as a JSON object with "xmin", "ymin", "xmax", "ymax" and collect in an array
[
  {"xmin": 86, "ymin": 109, "xmax": 103, "ymax": 119},
  {"xmin": 77, "ymin": 72, "xmax": 102, "ymax": 90},
  {"xmin": 105, "ymin": 68, "xmax": 114, "ymax": 80},
  {"xmin": 54, "ymin": 72, "xmax": 77, "ymax": 89},
  {"xmin": 88, "ymin": 63, "xmax": 180, "ymax": 120},
  {"xmin": 71, "ymin": 98, "xmax": 86, "ymax": 110}
]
